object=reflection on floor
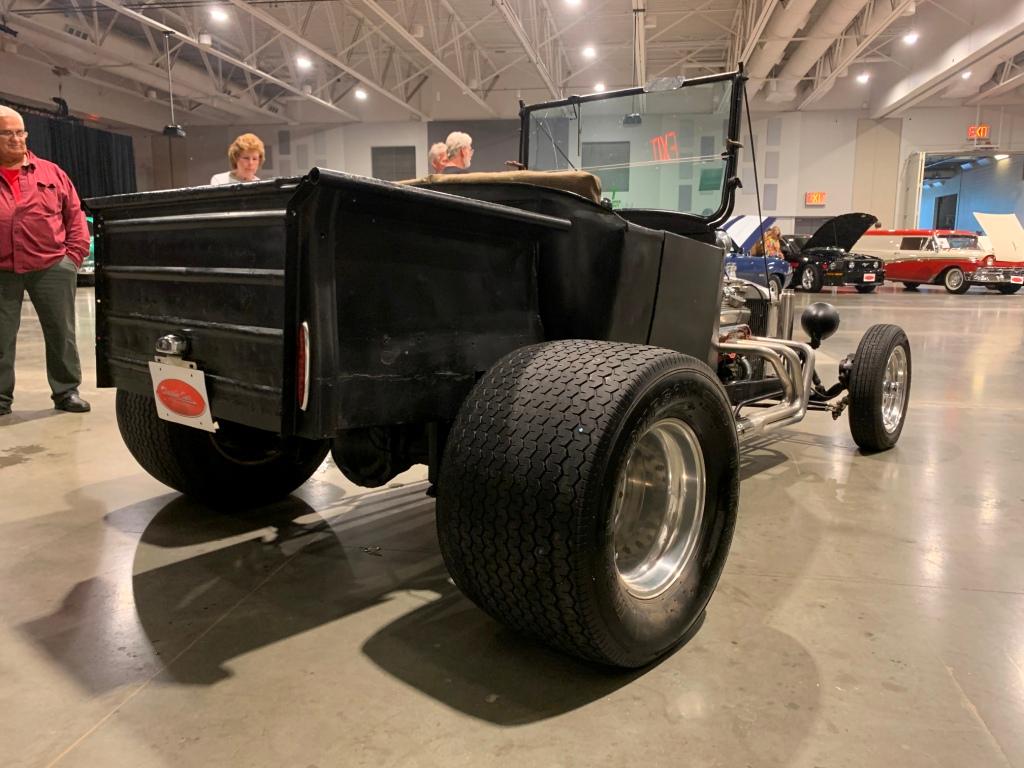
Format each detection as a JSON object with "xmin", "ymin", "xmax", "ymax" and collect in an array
[{"xmin": 1, "ymin": 285, "xmax": 1023, "ymax": 767}]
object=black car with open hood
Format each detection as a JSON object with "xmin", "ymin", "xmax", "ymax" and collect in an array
[{"xmin": 782, "ymin": 213, "xmax": 885, "ymax": 293}]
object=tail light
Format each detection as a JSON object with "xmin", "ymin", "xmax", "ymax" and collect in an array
[{"xmin": 297, "ymin": 321, "xmax": 310, "ymax": 411}]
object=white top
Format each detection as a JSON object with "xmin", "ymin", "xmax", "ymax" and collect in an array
[{"xmin": 209, "ymin": 171, "xmax": 260, "ymax": 186}]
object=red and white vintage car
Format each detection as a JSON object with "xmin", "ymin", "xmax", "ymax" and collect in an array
[{"xmin": 853, "ymin": 228, "xmax": 1024, "ymax": 294}]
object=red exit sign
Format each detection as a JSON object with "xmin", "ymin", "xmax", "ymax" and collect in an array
[
  {"xmin": 804, "ymin": 191, "xmax": 827, "ymax": 206},
  {"xmin": 649, "ymin": 131, "xmax": 680, "ymax": 161},
  {"xmin": 967, "ymin": 124, "xmax": 990, "ymax": 140}
]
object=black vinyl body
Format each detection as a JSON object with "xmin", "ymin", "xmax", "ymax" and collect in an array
[{"xmin": 87, "ymin": 170, "xmax": 725, "ymax": 440}]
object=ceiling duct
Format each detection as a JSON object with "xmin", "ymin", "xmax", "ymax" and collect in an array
[
  {"xmin": 767, "ymin": 0, "xmax": 873, "ymax": 102},
  {"xmin": 747, "ymin": 0, "xmax": 824, "ymax": 97}
]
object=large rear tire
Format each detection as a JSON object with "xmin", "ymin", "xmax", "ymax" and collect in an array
[
  {"xmin": 436, "ymin": 340, "xmax": 739, "ymax": 668},
  {"xmin": 116, "ymin": 389, "xmax": 329, "ymax": 507},
  {"xmin": 848, "ymin": 325, "xmax": 911, "ymax": 452}
]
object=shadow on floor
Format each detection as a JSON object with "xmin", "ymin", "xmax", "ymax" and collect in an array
[
  {"xmin": 362, "ymin": 596, "xmax": 684, "ymax": 726},
  {"xmin": 0, "ymin": 408, "xmax": 63, "ymax": 427}
]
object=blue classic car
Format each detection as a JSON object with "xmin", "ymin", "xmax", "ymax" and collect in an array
[{"xmin": 719, "ymin": 231, "xmax": 791, "ymax": 296}]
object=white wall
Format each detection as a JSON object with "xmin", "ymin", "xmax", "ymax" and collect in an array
[
  {"xmin": 339, "ymin": 122, "xmax": 428, "ymax": 178},
  {"xmin": 734, "ymin": 111, "xmax": 854, "ymax": 219}
]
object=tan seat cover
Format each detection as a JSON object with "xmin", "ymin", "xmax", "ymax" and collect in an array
[{"xmin": 400, "ymin": 169, "xmax": 602, "ymax": 205}]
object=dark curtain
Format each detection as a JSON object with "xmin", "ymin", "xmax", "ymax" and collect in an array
[{"xmin": 18, "ymin": 112, "xmax": 137, "ymax": 198}]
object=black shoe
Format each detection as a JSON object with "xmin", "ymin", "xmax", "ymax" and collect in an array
[
  {"xmin": 55, "ymin": 393, "xmax": 91, "ymax": 413},
  {"xmin": 0, "ymin": 404, "xmax": 10, "ymax": 416}
]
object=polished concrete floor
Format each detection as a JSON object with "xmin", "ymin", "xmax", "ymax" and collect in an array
[{"xmin": 1, "ymin": 284, "xmax": 1023, "ymax": 767}]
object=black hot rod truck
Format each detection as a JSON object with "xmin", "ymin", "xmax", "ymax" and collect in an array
[{"xmin": 86, "ymin": 71, "xmax": 911, "ymax": 668}]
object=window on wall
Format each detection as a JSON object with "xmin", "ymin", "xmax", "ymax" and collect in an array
[
  {"xmin": 371, "ymin": 146, "xmax": 416, "ymax": 181},
  {"xmin": 582, "ymin": 141, "xmax": 630, "ymax": 193}
]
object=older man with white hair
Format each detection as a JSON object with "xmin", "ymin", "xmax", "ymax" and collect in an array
[
  {"xmin": 443, "ymin": 131, "xmax": 474, "ymax": 174},
  {"xmin": 428, "ymin": 142, "xmax": 449, "ymax": 174},
  {"xmin": 0, "ymin": 105, "xmax": 91, "ymax": 416}
]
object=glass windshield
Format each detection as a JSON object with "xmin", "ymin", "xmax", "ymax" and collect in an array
[
  {"xmin": 524, "ymin": 78, "xmax": 734, "ymax": 217},
  {"xmin": 936, "ymin": 235, "xmax": 979, "ymax": 250}
]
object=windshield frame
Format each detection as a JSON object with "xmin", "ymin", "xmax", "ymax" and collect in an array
[{"xmin": 518, "ymin": 70, "xmax": 746, "ymax": 228}]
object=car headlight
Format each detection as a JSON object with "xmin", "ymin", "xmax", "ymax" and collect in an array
[{"xmin": 847, "ymin": 261, "xmax": 854, "ymax": 269}]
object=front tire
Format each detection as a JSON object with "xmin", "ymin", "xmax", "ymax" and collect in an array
[
  {"xmin": 855, "ymin": 285, "xmax": 876, "ymax": 294},
  {"xmin": 768, "ymin": 274, "xmax": 784, "ymax": 298},
  {"xmin": 116, "ymin": 389, "xmax": 329, "ymax": 507},
  {"xmin": 997, "ymin": 285, "xmax": 1022, "ymax": 295},
  {"xmin": 798, "ymin": 265, "xmax": 823, "ymax": 292},
  {"xmin": 942, "ymin": 267, "xmax": 970, "ymax": 294},
  {"xmin": 902, "ymin": 282, "xmax": 919, "ymax": 291},
  {"xmin": 848, "ymin": 325, "xmax": 911, "ymax": 452},
  {"xmin": 436, "ymin": 340, "xmax": 739, "ymax": 668}
]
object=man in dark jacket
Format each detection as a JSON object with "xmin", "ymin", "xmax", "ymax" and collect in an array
[
  {"xmin": 442, "ymin": 131, "xmax": 474, "ymax": 174},
  {"xmin": 0, "ymin": 105, "xmax": 91, "ymax": 416}
]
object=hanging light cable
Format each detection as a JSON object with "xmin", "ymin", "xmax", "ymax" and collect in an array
[{"xmin": 162, "ymin": 31, "xmax": 186, "ymax": 138}]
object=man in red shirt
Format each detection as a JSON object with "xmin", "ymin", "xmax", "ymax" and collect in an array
[{"xmin": 0, "ymin": 105, "xmax": 91, "ymax": 416}]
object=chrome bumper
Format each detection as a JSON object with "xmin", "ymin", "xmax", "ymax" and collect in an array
[{"xmin": 971, "ymin": 266, "xmax": 1024, "ymax": 284}]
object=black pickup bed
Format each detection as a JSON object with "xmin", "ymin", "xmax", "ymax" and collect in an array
[{"xmin": 87, "ymin": 169, "xmax": 724, "ymax": 438}]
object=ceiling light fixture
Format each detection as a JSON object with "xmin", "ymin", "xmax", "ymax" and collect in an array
[
  {"xmin": 961, "ymin": 70, "xmax": 972, "ymax": 80},
  {"xmin": 902, "ymin": 31, "xmax": 919, "ymax": 45},
  {"xmin": 582, "ymin": 45, "xmax": 596, "ymax": 59},
  {"xmin": 209, "ymin": 7, "xmax": 228, "ymax": 23},
  {"xmin": 354, "ymin": 88, "xmax": 368, "ymax": 101},
  {"xmin": 565, "ymin": 0, "xmax": 582, "ymax": 6},
  {"xmin": 856, "ymin": 72, "xmax": 870, "ymax": 84},
  {"xmin": 296, "ymin": 55, "xmax": 313, "ymax": 71},
  {"xmin": 594, "ymin": 82, "xmax": 605, "ymax": 92}
]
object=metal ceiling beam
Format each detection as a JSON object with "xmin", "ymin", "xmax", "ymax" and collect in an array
[
  {"xmin": 966, "ymin": 58, "xmax": 1024, "ymax": 104},
  {"xmin": 9, "ymin": 6, "xmax": 279, "ymax": 123},
  {"xmin": 224, "ymin": 0, "xmax": 428, "ymax": 120},
  {"xmin": 89, "ymin": 0, "xmax": 358, "ymax": 121},
  {"xmin": 358, "ymin": 0, "xmax": 496, "ymax": 115},
  {"xmin": 738, "ymin": 0, "xmax": 780, "ymax": 65},
  {"xmin": 871, "ymin": 12, "xmax": 1024, "ymax": 117},
  {"xmin": 494, "ymin": 0, "xmax": 561, "ymax": 98}
]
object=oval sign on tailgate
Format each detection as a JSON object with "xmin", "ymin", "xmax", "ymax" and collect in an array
[{"xmin": 156, "ymin": 379, "xmax": 207, "ymax": 417}]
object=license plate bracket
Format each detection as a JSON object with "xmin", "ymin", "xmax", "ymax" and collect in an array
[{"xmin": 148, "ymin": 358, "xmax": 219, "ymax": 432}]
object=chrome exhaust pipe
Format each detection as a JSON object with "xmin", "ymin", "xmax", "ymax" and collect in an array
[
  {"xmin": 778, "ymin": 289, "xmax": 795, "ymax": 340},
  {"xmin": 717, "ymin": 336, "xmax": 815, "ymax": 442}
]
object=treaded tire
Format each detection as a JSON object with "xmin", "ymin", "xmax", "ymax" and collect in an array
[
  {"xmin": 799, "ymin": 265, "xmax": 823, "ymax": 293},
  {"xmin": 116, "ymin": 389, "xmax": 329, "ymax": 507},
  {"xmin": 942, "ymin": 267, "xmax": 970, "ymax": 294},
  {"xmin": 848, "ymin": 325, "xmax": 911, "ymax": 452},
  {"xmin": 855, "ymin": 285, "xmax": 876, "ymax": 294},
  {"xmin": 768, "ymin": 274, "xmax": 784, "ymax": 298},
  {"xmin": 436, "ymin": 340, "xmax": 739, "ymax": 668}
]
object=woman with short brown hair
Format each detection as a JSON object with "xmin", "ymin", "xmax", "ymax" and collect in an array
[{"xmin": 210, "ymin": 133, "xmax": 265, "ymax": 185}]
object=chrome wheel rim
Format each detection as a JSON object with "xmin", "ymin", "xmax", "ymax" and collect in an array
[
  {"xmin": 612, "ymin": 418, "xmax": 705, "ymax": 599},
  {"xmin": 946, "ymin": 269, "xmax": 964, "ymax": 290},
  {"xmin": 881, "ymin": 345, "xmax": 909, "ymax": 434},
  {"xmin": 801, "ymin": 268, "xmax": 814, "ymax": 290}
]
